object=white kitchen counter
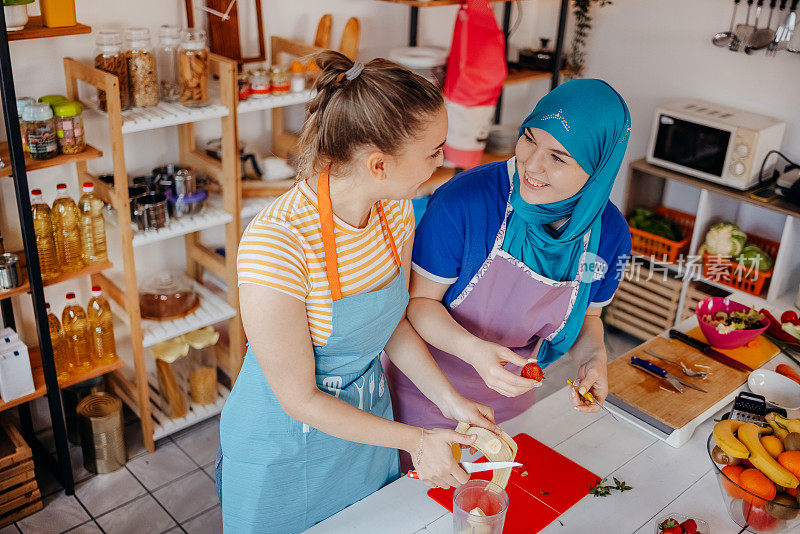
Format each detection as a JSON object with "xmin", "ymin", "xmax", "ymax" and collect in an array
[{"xmin": 308, "ymin": 348, "xmax": 800, "ymax": 534}]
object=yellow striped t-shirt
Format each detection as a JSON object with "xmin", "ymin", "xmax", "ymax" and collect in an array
[{"xmin": 237, "ymin": 180, "xmax": 414, "ymax": 346}]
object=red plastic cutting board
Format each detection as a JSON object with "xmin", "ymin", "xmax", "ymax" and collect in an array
[{"xmin": 428, "ymin": 433, "xmax": 600, "ymax": 533}]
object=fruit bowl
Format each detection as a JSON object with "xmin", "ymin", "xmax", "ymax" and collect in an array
[
  {"xmin": 696, "ymin": 297, "xmax": 769, "ymax": 349},
  {"xmin": 707, "ymin": 434, "xmax": 800, "ymax": 533}
]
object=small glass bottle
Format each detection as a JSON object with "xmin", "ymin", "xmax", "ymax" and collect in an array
[
  {"xmin": 270, "ymin": 66, "xmax": 290, "ymax": 94},
  {"xmin": 156, "ymin": 24, "xmax": 181, "ymax": 102},
  {"xmin": 62, "ymin": 292, "xmax": 94, "ymax": 372},
  {"xmin": 52, "ymin": 101, "xmax": 85, "ymax": 155},
  {"xmin": 87, "ymin": 286, "xmax": 117, "ymax": 365},
  {"xmin": 30, "ymin": 189, "xmax": 61, "ymax": 281},
  {"xmin": 178, "ymin": 28, "xmax": 209, "ymax": 108},
  {"xmin": 249, "ymin": 68, "xmax": 270, "ymax": 98},
  {"xmin": 125, "ymin": 27, "xmax": 159, "ymax": 107},
  {"xmin": 77, "ymin": 182, "xmax": 108, "ymax": 264},
  {"xmin": 51, "ymin": 183, "xmax": 84, "ymax": 272},
  {"xmin": 46, "ymin": 302, "xmax": 71, "ymax": 384},
  {"xmin": 23, "ymin": 103, "xmax": 58, "ymax": 160},
  {"xmin": 94, "ymin": 30, "xmax": 131, "ymax": 111},
  {"xmin": 16, "ymin": 97, "xmax": 35, "ymax": 153}
]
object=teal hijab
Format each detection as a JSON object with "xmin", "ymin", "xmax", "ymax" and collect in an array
[{"xmin": 501, "ymin": 79, "xmax": 631, "ymax": 367}]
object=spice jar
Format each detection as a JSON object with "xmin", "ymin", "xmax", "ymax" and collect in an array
[
  {"xmin": 178, "ymin": 28, "xmax": 209, "ymax": 108},
  {"xmin": 23, "ymin": 103, "xmax": 58, "ymax": 160},
  {"xmin": 237, "ymin": 72, "xmax": 251, "ymax": 101},
  {"xmin": 270, "ymin": 66, "xmax": 290, "ymax": 94},
  {"xmin": 182, "ymin": 326, "xmax": 219, "ymax": 406},
  {"xmin": 156, "ymin": 25, "xmax": 180, "ymax": 102},
  {"xmin": 16, "ymin": 97, "xmax": 35, "ymax": 153},
  {"xmin": 94, "ymin": 30, "xmax": 131, "ymax": 111},
  {"xmin": 151, "ymin": 338, "xmax": 189, "ymax": 419},
  {"xmin": 53, "ymin": 101, "xmax": 85, "ymax": 155},
  {"xmin": 289, "ymin": 60, "xmax": 305, "ymax": 92},
  {"xmin": 125, "ymin": 27, "xmax": 159, "ymax": 107},
  {"xmin": 249, "ymin": 68, "xmax": 270, "ymax": 98}
]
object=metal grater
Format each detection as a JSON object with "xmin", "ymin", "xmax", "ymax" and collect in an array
[{"xmin": 729, "ymin": 391, "xmax": 768, "ymax": 427}]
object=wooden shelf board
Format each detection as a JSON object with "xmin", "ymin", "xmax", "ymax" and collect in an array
[
  {"xmin": 0, "ymin": 349, "xmax": 123, "ymax": 413},
  {"xmin": 630, "ymin": 158, "xmax": 800, "ymax": 220},
  {"xmin": 241, "ymin": 179, "xmax": 297, "ymax": 198},
  {"xmin": 7, "ymin": 17, "xmax": 91, "ymax": 42},
  {"xmin": 0, "ymin": 257, "xmax": 113, "ymax": 301},
  {"xmin": 504, "ymin": 68, "xmax": 566, "ymax": 87},
  {"xmin": 237, "ymin": 90, "xmax": 314, "ymax": 114},
  {"xmin": 376, "ymin": 0, "xmax": 525, "ymax": 7},
  {"xmin": 0, "ymin": 143, "xmax": 102, "ymax": 178}
]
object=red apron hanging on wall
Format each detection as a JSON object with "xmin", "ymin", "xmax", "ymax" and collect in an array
[{"xmin": 442, "ymin": 0, "xmax": 507, "ymax": 169}]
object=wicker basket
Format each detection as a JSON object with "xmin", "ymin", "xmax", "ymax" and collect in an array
[
  {"xmin": 628, "ymin": 206, "xmax": 694, "ymax": 264},
  {"xmin": 701, "ymin": 234, "xmax": 780, "ymax": 297}
]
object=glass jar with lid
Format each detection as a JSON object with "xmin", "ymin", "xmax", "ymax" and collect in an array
[
  {"xmin": 38, "ymin": 94, "xmax": 68, "ymax": 110},
  {"xmin": 139, "ymin": 272, "xmax": 198, "ymax": 320},
  {"xmin": 16, "ymin": 97, "xmax": 35, "ymax": 153},
  {"xmin": 178, "ymin": 28, "xmax": 209, "ymax": 107},
  {"xmin": 53, "ymin": 101, "xmax": 85, "ymax": 155},
  {"xmin": 182, "ymin": 326, "xmax": 219, "ymax": 406},
  {"xmin": 156, "ymin": 25, "xmax": 181, "ymax": 102},
  {"xmin": 125, "ymin": 27, "xmax": 159, "ymax": 107},
  {"xmin": 270, "ymin": 66, "xmax": 290, "ymax": 94},
  {"xmin": 94, "ymin": 30, "xmax": 131, "ymax": 111},
  {"xmin": 237, "ymin": 72, "xmax": 251, "ymax": 101},
  {"xmin": 289, "ymin": 60, "xmax": 305, "ymax": 92},
  {"xmin": 151, "ymin": 338, "xmax": 189, "ymax": 419},
  {"xmin": 23, "ymin": 103, "xmax": 58, "ymax": 160},
  {"xmin": 249, "ymin": 68, "xmax": 270, "ymax": 98}
]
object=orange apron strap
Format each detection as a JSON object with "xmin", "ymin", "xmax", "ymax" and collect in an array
[
  {"xmin": 317, "ymin": 169, "xmax": 343, "ymax": 301},
  {"xmin": 376, "ymin": 202, "xmax": 402, "ymax": 269}
]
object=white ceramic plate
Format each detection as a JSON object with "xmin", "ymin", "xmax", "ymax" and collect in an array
[
  {"xmin": 653, "ymin": 513, "xmax": 709, "ymax": 534},
  {"xmin": 748, "ymin": 369, "xmax": 800, "ymax": 410}
]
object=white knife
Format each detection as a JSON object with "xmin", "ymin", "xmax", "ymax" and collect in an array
[{"xmin": 407, "ymin": 461, "xmax": 522, "ymax": 479}]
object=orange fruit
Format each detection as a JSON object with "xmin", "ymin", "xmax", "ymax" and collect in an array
[
  {"xmin": 739, "ymin": 468, "xmax": 777, "ymax": 506},
  {"xmin": 722, "ymin": 465, "xmax": 747, "ymax": 499},
  {"xmin": 777, "ymin": 451, "xmax": 800, "ymax": 479},
  {"xmin": 290, "ymin": 60, "xmax": 304, "ymax": 73},
  {"xmin": 762, "ymin": 435, "xmax": 785, "ymax": 458}
]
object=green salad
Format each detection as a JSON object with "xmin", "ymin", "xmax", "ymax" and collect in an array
[{"xmin": 701, "ymin": 308, "xmax": 766, "ymax": 334}]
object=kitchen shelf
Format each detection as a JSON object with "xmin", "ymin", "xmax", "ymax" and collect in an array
[
  {"xmin": 150, "ymin": 378, "xmax": 230, "ymax": 441},
  {"xmin": 0, "ymin": 256, "xmax": 113, "ymax": 301},
  {"xmin": 7, "ymin": 17, "xmax": 91, "ymax": 42},
  {"xmin": 0, "ymin": 348, "xmax": 123, "ymax": 413},
  {"xmin": 241, "ymin": 178, "xmax": 296, "ymax": 198},
  {"xmin": 104, "ymin": 206, "xmax": 233, "ymax": 247},
  {"xmin": 504, "ymin": 68, "xmax": 568, "ymax": 87},
  {"xmin": 0, "ymin": 143, "xmax": 102, "ymax": 178},
  {"xmin": 110, "ymin": 280, "xmax": 236, "ymax": 348},
  {"xmin": 237, "ymin": 90, "xmax": 314, "ymax": 114},
  {"xmin": 90, "ymin": 101, "xmax": 230, "ymax": 134},
  {"xmin": 376, "ymin": 0, "xmax": 525, "ymax": 7}
]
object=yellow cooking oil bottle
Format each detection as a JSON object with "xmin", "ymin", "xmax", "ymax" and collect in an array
[
  {"xmin": 46, "ymin": 302, "xmax": 71, "ymax": 383},
  {"xmin": 87, "ymin": 285, "xmax": 117, "ymax": 365},
  {"xmin": 62, "ymin": 292, "xmax": 93, "ymax": 373},
  {"xmin": 77, "ymin": 182, "xmax": 108, "ymax": 264},
  {"xmin": 51, "ymin": 183, "xmax": 83, "ymax": 272},
  {"xmin": 30, "ymin": 189, "xmax": 61, "ymax": 281}
]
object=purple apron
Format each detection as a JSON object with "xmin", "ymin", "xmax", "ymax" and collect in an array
[{"xmin": 386, "ymin": 159, "xmax": 590, "ymax": 467}]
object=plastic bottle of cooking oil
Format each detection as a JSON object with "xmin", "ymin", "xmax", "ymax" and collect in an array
[
  {"xmin": 87, "ymin": 285, "xmax": 117, "ymax": 365},
  {"xmin": 62, "ymin": 292, "xmax": 93, "ymax": 373},
  {"xmin": 77, "ymin": 182, "xmax": 108, "ymax": 264},
  {"xmin": 30, "ymin": 189, "xmax": 61, "ymax": 281},
  {"xmin": 46, "ymin": 302, "xmax": 71, "ymax": 383},
  {"xmin": 51, "ymin": 183, "xmax": 83, "ymax": 272}
]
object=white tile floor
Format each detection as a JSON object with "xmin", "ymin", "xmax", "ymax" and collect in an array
[{"xmin": 5, "ymin": 328, "xmax": 641, "ymax": 534}]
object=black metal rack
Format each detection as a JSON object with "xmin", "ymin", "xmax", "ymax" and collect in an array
[{"xmin": 0, "ymin": 10, "xmax": 76, "ymax": 495}]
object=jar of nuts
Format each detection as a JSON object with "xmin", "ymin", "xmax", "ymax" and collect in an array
[
  {"xmin": 125, "ymin": 27, "xmax": 159, "ymax": 107},
  {"xmin": 157, "ymin": 25, "xmax": 181, "ymax": 102},
  {"xmin": 22, "ymin": 103, "xmax": 58, "ymax": 160},
  {"xmin": 94, "ymin": 30, "xmax": 131, "ymax": 111},
  {"xmin": 52, "ymin": 101, "xmax": 86, "ymax": 155},
  {"xmin": 178, "ymin": 28, "xmax": 209, "ymax": 108}
]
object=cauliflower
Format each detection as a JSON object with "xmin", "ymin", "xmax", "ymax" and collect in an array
[{"xmin": 700, "ymin": 221, "xmax": 747, "ymax": 256}]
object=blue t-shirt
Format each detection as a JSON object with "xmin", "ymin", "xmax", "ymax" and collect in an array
[{"xmin": 412, "ymin": 160, "xmax": 632, "ymax": 308}]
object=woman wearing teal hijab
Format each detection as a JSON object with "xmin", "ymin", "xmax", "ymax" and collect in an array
[{"xmin": 386, "ymin": 79, "xmax": 632, "ymax": 461}]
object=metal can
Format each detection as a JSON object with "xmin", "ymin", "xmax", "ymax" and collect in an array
[
  {"xmin": 77, "ymin": 392, "xmax": 127, "ymax": 474},
  {"xmin": 0, "ymin": 253, "xmax": 20, "ymax": 290}
]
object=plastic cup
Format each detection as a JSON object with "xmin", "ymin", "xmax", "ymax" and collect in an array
[{"xmin": 453, "ymin": 479, "xmax": 509, "ymax": 534}]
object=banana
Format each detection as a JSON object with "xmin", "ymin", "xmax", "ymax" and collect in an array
[
  {"xmin": 455, "ymin": 422, "xmax": 518, "ymax": 490},
  {"xmin": 738, "ymin": 423, "xmax": 800, "ymax": 489},
  {"xmin": 774, "ymin": 414, "xmax": 800, "ymax": 434},
  {"xmin": 769, "ymin": 420, "xmax": 790, "ymax": 440},
  {"xmin": 713, "ymin": 419, "xmax": 750, "ymax": 459}
]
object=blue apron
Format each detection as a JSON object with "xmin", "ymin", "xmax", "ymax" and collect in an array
[{"xmin": 219, "ymin": 169, "xmax": 408, "ymax": 533}]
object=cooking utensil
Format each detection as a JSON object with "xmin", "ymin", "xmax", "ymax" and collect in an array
[
  {"xmin": 566, "ymin": 379, "xmax": 619, "ymax": 421},
  {"xmin": 714, "ymin": 0, "xmax": 742, "ymax": 47},
  {"xmin": 731, "ymin": 0, "xmax": 756, "ymax": 50},
  {"xmin": 407, "ymin": 461, "xmax": 523, "ymax": 479},
  {"xmin": 767, "ymin": 0, "xmax": 792, "ymax": 54},
  {"xmin": 746, "ymin": 0, "xmax": 779, "ymax": 51},
  {"xmin": 630, "ymin": 357, "xmax": 684, "ymax": 393},
  {"xmin": 634, "ymin": 357, "xmax": 708, "ymax": 393},
  {"xmin": 165, "ymin": 189, "xmax": 207, "ymax": 218},
  {"xmin": 132, "ymin": 192, "xmax": 169, "ymax": 231},
  {"xmin": 0, "ymin": 253, "xmax": 21, "ymax": 290},
  {"xmin": 204, "ymin": 138, "xmax": 262, "ymax": 179},
  {"xmin": 643, "ymin": 348, "xmax": 709, "ymax": 377},
  {"xmin": 669, "ymin": 329, "xmax": 754, "ymax": 372}
]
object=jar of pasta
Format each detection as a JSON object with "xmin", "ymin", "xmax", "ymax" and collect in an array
[
  {"xmin": 52, "ymin": 101, "xmax": 85, "ymax": 155},
  {"xmin": 94, "ymin": 30, "xmax": 131, "ymax": 111},
  {"xmin": 125, "ymin": 27, "xmax": 159, "ymax": 107},
  {"xmin": 178, "ymin": 28, "xmax": 209, "ymax": 108},
  {"xmin": 182, "ymin": 326, "xmax": 219, "ymax": 406},
  {"xmin": 151, "ymin": 338, "xmax": 189, "ymax": 419}
]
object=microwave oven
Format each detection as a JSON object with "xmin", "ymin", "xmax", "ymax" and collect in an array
[{"xmin": 646, "ymin": 99, "xmax": 786, "ymax": 190}]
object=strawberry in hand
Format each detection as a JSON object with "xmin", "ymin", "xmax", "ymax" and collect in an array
[{"xmin": 521, "ymin": 361, "xmax": 543, "ymax": 381}]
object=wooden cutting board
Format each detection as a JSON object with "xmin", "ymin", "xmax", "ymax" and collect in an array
[
  {"xmin": 607, "ymin": 336, "xmax": 749, "ymax": 430},
  {"xmin": 686, "ymin": 328, "xmax": 780, "ymax": 370}
]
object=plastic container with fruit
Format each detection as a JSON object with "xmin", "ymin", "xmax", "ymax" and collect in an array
[{"xmin": 653, "ymin": 513, "xmax": 709, "ymax": 534}]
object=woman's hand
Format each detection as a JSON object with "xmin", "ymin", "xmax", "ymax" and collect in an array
[
  {"xmin": 466, "ymin": 339, "xmax": 540, "ymax": 398},
  {"xmin": 436, "ymin": 390, "xmax": 502, "ymax": 435},
  {"xmin": 411, "ymin": 428, "xmax": 477, "ymax": 489},
  {"xmin": 569, "ymin": 351, "xmax": 608, "ymax": 413}
]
